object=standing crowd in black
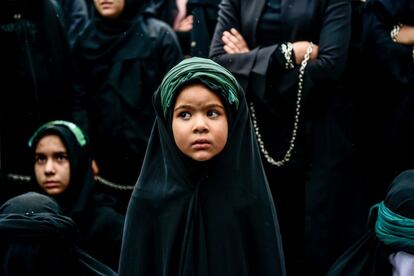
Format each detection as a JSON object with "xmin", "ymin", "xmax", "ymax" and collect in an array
[{"xmin": 1, "ymin": 0, "xmax": 414, "ymax": 275}]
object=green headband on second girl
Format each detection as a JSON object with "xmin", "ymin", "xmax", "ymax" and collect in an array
[
  {"xmin": 28, "ymin": 120, "xmax": 87, "ymax": 148},
  {"xmin": 375, "ymin": 201, "xmax": 414, "ymax": 250},
  {"xmin": 159, "ymin": 57, "xmax": 241, "ymax": 118}
]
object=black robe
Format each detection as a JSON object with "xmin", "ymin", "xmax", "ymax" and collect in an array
[
  {"xmin": 119, "ymin": 59, "xmax": 286, "ymax": 276},
  {"xmin": 54, "ymin": 0, "xmax": 89, "ymax": 49},
  {"xmin": 74, "ymin": 0, "xmax": 183, "ymax": 212},
  {"xmin": 209, "ymin": 0, "xmax": 357, "ymax": 274},
  {"xmin": 187, "ymin": 0, "xmax": 221, "ymax": 57}
]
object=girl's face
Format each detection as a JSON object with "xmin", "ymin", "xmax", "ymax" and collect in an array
[
  {"xmin": 172, "ymin": 84, "xmax": 228, "ymax": 161},
  {"xmin": 93, "ymin": 0, "xmax": 125, "ymax": 19},
  {"xmin": 34, "ymin": 135, "xmax": 70, "ymax": 196}
]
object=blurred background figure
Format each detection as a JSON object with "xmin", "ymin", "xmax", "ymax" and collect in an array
[
  {"xmin": 54, "ymin": 0, "xmax": 89, "ymax": 49},
  {"xmin": 73, "ymin": 0, "xmax": 182, "ymax": 214},
  {"xmin": 187, "ymin": 0, "xmax": 220, "ymax": 57},
  {"xmin": 328, "ymin": 170, "xmax": 414, "ymax": 276},
  {"xmin": 0, "ymin": 191, "xmax": 116, "ymax": 276},
  {"xmin": 149, "ymin": 0, "xmax": 220, "ymax": 57},
  {"xmin": 210, "ymin": 0, "xmax": 356, "ymax": 274},
  {"xmin": 360, "ymin": 0, "xmax": 414, "ymax": 203}
]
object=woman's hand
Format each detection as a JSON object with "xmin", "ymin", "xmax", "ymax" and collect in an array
[
  {"xmin": 222, "ymin": 28, "xmax": 250, "ymax": 54},
  {"xmin": 174, "ymin": 15, "xmax": 193, "ymax": 32}
]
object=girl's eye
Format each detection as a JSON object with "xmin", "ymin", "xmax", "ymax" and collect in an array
[
  {"xmin": 56, "ymin": 153, "xmax": 68, "ymax": 163},
  {"xmin": 207, "ymin": 110, "xmax": 220, "ymax": 118},
  {"xmin": 178, "ymin": 111, "xmax": 191, "ymax": 120},
  {"xmin": 35, "ymin": 155, "xmax": 46, "ymax": 164}
]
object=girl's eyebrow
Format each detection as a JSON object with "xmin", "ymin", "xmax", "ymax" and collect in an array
[
  {"xmin": 205, "ymin": 103, "xmax": 225, "ymax": 109},
  {"xmin": 174, "ymin": 103, "xmax": 225, "ymax": 111},
  {"xmin": 35, "ymin": 151, "xmax": 67, "ymax": 155},
  {"xmin": 174, "ymin": 104, "xmax": 193, "ymax": 111}
]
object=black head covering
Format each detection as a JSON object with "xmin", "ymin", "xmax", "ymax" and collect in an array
[
  {"xmin": 0, "ymin": 0, "xmax": 69, "ymax": 72},
  {"xmin": 76, "ymin": 0, "xmax": 148, "ymax": 61},
  {"xmin": 28, "ymin": 121, "xmax": 95, "ymax": 221},
  {"xmin": 384, "ymin": 170, "xmax": 414, "ymax": 220},
  {"xmin": 327, "ymin": 169, "xmax": 414, "ymax": 276},
  {"xmin": 119, "ymin": 57, "xmax": 286, "ymax": 276},
  {"xmin": 0, "ymin": 192, "xmax": 116, "ymax": 276}
]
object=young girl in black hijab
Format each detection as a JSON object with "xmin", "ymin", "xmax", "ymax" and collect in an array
[
  {"xmin": 119, "ymin": 57, "xmax": 286, "ymax": 276},
  {"xmin": 28, "ymin": 120, "xmax": 124, "ymax": 271}
]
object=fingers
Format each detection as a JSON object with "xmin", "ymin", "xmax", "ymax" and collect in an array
[
  {"xmin": 230, "ymin": 28, "xmax": 248, "ymax": 49},
  {"xmin": 222, "ymin": 31, "xmax": 239, "ymax": 53},
  {"xmin": 221, "ymin": 28, "xmax": 250, "ymax": 54},
  {"xmin": 184, "ymin": 15, "xmax": 193, "ymax": 25},
  {"xmin": 174, "ymin": 15, "xmax": 193, "ymax": 32}
]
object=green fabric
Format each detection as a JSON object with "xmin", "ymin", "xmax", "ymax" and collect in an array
[
  {"xmin": 28, "ymin": 120, "xmax": 87, "ymax": 147},
  {"xmin": 375, "ymin": 201, "xmax": 414, "ymax": 249},
  {"xmin": 159, "ymin": 57, "xmax": 241, "ymax": 118}
]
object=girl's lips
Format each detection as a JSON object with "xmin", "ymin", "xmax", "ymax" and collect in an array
[
  {"xmin": 192, "ymin": 139, "xmax": 211, "ymax": 149},
  {"xmin": 100, "ymin": 2, "xmax": 113, "ymax": 8},
  {"xmin": 43, "ymin": 181, "xmax": 59, "ymax": 188}
]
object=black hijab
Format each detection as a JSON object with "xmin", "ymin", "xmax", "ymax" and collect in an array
[
  {"xmin": 76, "ymin": 0, "xmax": 149, "ymax": 61},
  {"xmin": 119, "ymin": 57, "xmax": 286, "ymax": 276},
  {"xmin": 28, "ymin": 121, "xmax": 95, "ymax": 221},
  {"xmin": 29, "ymin": 121, "xmax": 125, "ymax": 270},
  {"xmin": 0, "ymin": 192, "xmax": 116, "ymax": 276},
  {"xmin": 327, "ymin": 169, "xmax": 414, "ymax": 276}
]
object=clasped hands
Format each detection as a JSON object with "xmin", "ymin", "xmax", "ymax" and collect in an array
[{"xmin": 222, "ymin": 28, "xmax": 319, "ymax": 64}]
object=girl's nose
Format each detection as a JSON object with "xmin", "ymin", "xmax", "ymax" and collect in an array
[
  {"xmin": 193, "ymin": 115, "xmax": 208, "ymax": 133},
  {"xmin": 44, "ymin": 159, "xmax": 56, "ymax": 174}
]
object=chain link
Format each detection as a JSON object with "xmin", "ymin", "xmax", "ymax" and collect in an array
[
  {"xmin": 6, "ymin": 173, "xmax": 31, "ymax": 182},
  {"xmin": 6, "ymin": 173, "xmax": 135, "ymax": 191},
  {"xmin": 390, "ymin": 24, "xmax": 402, "ymax": 42},
  {"xmin": 95, "ymin": 175, "xmax": 135, "ymax": 191},
  {"xmin": 250, "ymin": 42, "xmax": 314, "ymax": 166}
]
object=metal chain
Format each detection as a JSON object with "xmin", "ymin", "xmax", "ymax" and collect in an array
[
  {"xmin": 390, "ymin": 23, "xmax": 402, "ymax": 42},
  {"xmin": 6, "ymin": 173, "xmax": 135, "ymax": 191},
  {"xmin": 6, "ymin": 173, "xmax": 31, "ymax": 182},
  {"xmin": 95, "ymin": 175, "xmax": 135, "ymax": 191},
  {"xmin": 250, "ymin": 42, "xmax": 314, "ymax": 167}
]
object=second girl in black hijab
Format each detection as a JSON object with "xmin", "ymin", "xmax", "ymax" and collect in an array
[{"xmin": 28, "ymin": 120, "xmax": 124, "ymax": 270}]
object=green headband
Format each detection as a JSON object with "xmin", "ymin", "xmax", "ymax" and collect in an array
[
  {"xmin": 375, "ymin": 201, "xmax": 414, "ymax": 249},
  {"xmin": 28, "ymin": 120, "xmax": 87, "ymax": 148},
  {"xmin": 159, "ymin": 57, "xmax": 241, "ymax": 118}
]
